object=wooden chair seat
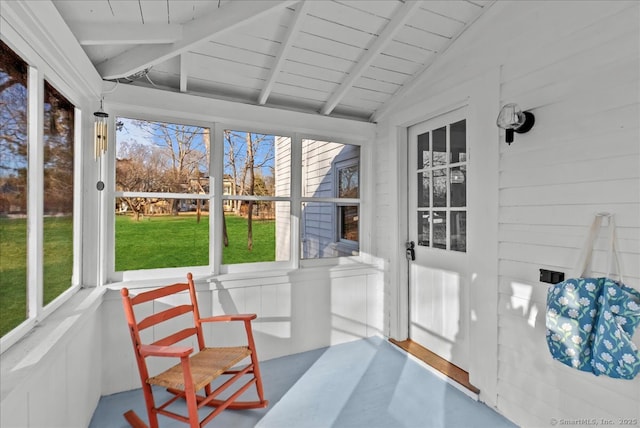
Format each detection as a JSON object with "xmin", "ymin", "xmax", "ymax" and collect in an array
[{"xmin": 148, "ymin": 346, "xmax": 251, "ymax": 391}]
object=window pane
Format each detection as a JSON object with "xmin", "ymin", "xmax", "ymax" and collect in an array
[
  {"xmin": 301, "ymin": 202, "xmax": 359, "ymax": 259},
  {"xmin": 432, "ymin": 126, "xmax": 446, "ymax": 166},
  {"xmin": 417, "ymin": 211, "xmax": 430, "ymax": 247},
  {"xmin": 115, "ymin": 198, "xmax": 209, "ymax": 271},
  {"xmin": 450, "ymin": 165, "xmax": 466, "ymax": 207},
  {"xmin": 0, "ymin": 40, "xmax": 28, "ymax": 335},
  {"xmin": 222, "ymin": 201, "xmax": 287, "ymax": 264},
  {"xmin": 339, "ymin": 205, "xmax": 358, "ymax": 241},
  {"xmin": 417, "ymin": 132, "xmax": 430, "ymax": 169},
  {"xmin": 224, "ymin": 130, "xmax": 284, "ymax": 197},
  {"xmin": 451, "ymin": 211, "xmax": 466, "ymax": 252},
  {"xmin": 433, "ymin": 168, "xmax": 447, "ymax": 207},
  {"xmin": 302, "ymin": 139, "xmax": 360, "ymax": 198},
  {"xmin": 418, "ymin": 171, "xmax": 430, "ymax": 208},
  {"xmin": 43, "ymin": 82, "xmax": 75, "ymax": 305},
  {"xmin": 432, "ymin": 210, "xmax": 446, "ymax": 249},
  {"xmin": 116, "ymin": 117, "xmax": 209, "ymax": 194},
  {"xmin": 338, "ymin": 164, "xmax": 358, "ymax": 198},
  {"xmin": 450, "ymin": 120, "xmax": 466, "ymax": 163}
]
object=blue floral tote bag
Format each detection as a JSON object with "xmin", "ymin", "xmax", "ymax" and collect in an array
[{"xmin": 545, "ymin": 214, "xmax": 640, "ymax": 379}]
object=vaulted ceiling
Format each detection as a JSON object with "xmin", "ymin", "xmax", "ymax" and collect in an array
[{"xmin": 52, "ymin": 0, "xmax": 493, "ymax": 122}]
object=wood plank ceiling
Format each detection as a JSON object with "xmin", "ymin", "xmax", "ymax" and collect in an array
[{"xmin": 52, "ymin": 0, "xmax": 493, "ymax": 122}]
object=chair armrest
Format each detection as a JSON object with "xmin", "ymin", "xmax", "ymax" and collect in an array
[
  {"xmin": 139, "ymin": 344, "xmax": 193, "ymax": 358},
  {"xmin": 200, "ymin": 314, "xmax": 257, "ymax": 323}
]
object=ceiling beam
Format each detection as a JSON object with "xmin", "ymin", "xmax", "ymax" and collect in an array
[
  {"xmin": 258, "ymin": 1, "xmax": 310, "ymax": 105},
  {"xmin": 70, "ymin": 23, "xmax": 182, "ymax": 45},
  {"xmin": 97, "ymin": 0, "xmax": 297, "ymax": 80},
  {"xmin": 180, "ymin": 53, "xmax": 188, "ymax": 92},
  {"xmin": 320, "ymin": 0, "xmax": 422, "ymax": 116}
]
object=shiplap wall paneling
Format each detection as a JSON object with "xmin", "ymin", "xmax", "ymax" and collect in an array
[{"xmin": 495, "ymin": 1, "xmax": 640, "ymax": 426}]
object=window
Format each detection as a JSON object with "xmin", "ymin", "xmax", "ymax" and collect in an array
[
  {"xmin": 0, "ymin": 40, "xmax": 78, "ymax": 340},
  {"xmin": 222, "ymin": 130, "xmax": 290, "ymax": 265},
  {"xmin": 110, "ymin": 119, "xmax": 364, "ymax": 276},
  {"xmin": 114, "ymin": 117, "xmax": 210, "ymax": 271},
  {"xmin": 43, "ymin": 81, "xmax": 75, "ymax": 304},
  {"xmin": 301, "ymin": 139, "xmax": 360, "ymax": 259},
  {"xmin": 0, "ymin": 41, "xmax": 29, "ymax": 337},
  {"xmin": 416, "ymin": 119, "xmax": 467, "ymax": 252}
]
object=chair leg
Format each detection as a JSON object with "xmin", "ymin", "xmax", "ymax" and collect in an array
[
  {"xmin": 244, "ymin": 320, "xmax": 268, "ymax": 405},
  {"xmin": 141, "ymin": 384, "xmax": 159, "ymax": 428},
  {"xmin": 124, "ymin": 410, "xmax": 149, "ymax": 428}
]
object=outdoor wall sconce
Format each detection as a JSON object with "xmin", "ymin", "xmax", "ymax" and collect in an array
[{"xmin": 496, "ymin": 103, "xmax": 535, "ymax": 145}]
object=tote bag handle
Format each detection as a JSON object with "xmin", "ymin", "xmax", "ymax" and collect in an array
[{"xmin": 571, "ymin": 213, "xmax": 623, "ymax": 282}]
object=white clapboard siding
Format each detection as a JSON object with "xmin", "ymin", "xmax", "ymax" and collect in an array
[
  {"xmin": 373, "ymin": 1, "xmax": 639, "ymax": 427},
  {"xmin": 494, "ymin": 2, "xmax": 640, "ymax": 426}
]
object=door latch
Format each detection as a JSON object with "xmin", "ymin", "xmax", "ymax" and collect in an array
[{"xmin": 405, "ymin": 241, "xmax": 415, "ymax": 261}]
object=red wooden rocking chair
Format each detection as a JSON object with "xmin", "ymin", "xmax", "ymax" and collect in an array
[{"xmin": 121, "ymin": 273, "xmax": 268, "ymax": 428}]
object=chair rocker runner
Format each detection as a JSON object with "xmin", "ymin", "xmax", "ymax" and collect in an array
[{"xmin": 121, "ymin": 273, "xmax": 268, "ymax": 427}]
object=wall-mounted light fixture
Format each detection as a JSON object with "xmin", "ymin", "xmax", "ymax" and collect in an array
[{"xmin": 496, "ymin": 103, "xmax": 535, "ymax": 145}]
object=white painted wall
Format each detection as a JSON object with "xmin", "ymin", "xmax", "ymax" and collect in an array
[
  {"xmin": 101, "ymin": 268, "xmax": 384, "ymax": 395},
  {"xmin": 376, "ymin": 1, "xmax": 640, "ymax": 427}
]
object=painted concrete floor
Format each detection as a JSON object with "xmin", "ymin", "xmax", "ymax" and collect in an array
[{"xmin": 90, "ymin": 337, "xmax": 517, "ymax": 428}]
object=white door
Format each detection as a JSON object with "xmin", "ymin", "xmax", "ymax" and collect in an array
[{"xmin": 407, "ymin": 108, "xmax": 469, "ymax": 370}]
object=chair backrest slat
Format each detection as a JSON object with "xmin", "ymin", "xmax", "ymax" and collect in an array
[
  {"xmin": 130, "ymin": 282, "xmax": 190, "ymax": 305},
  {"xmin": 152, "ymin": 327, "xmax": 199, "ymax": 347},
  {"xmin": 138, "ymin": 304, "xmax": 194, "ymax": 331}
]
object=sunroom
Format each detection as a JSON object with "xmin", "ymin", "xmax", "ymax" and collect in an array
[{"xmin": 1, "ymin": 1, "xmax": 639, "ymax": 427}]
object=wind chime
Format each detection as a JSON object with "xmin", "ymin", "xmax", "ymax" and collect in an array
[{"xmin": 94, "ymin": 99, "xmax": 108, "ymax": 190}]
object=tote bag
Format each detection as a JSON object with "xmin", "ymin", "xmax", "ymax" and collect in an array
[{"xmin": 545, "ymin": 214, "xmax": 640, "ymax": 379}]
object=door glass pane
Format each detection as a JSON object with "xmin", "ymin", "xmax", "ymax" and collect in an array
[
  {"xmin": 451, "ymin": 211, "xmax": 466, "ymax": 252},
  {"xmin": 432, "ymin": 210, "xmax": 446, "ymax": 249},
  {"xmin": 432, "ymin": 126, "xmax": 446, "ymax": 166},
  {"xmin": 417, "ymin": 211, "xmax": 430, "ymax": 247},
  {"xmin": 450, "ymin": 120, "xmax": 466, "ymax": 163},
  {"xmin": 450, "ymin": 165, "xmax": 466, "ymax": 207},
  {"xmin": 417, "ymin": 172, "xmax": 430, "ymax": 208},
  {"xmin": 43, "ymin": 81, "xmax": 74, "ymax": 305},
  {"xmin": 0, "ymin": 40, "xmax": 28, "ymax": 336},
  {"xmin": 417, "ymin": 132, "xmax": 430, "ymax": 169},
  {"xmin": 433, "ymin": 169, "xmax": 447, "ymax": 207}
]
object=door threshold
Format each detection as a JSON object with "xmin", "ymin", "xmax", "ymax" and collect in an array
[{"xmin": 390, "ymin": 338, "xmax": 480, "ymax": 395}]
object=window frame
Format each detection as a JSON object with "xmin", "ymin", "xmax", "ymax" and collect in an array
[
  {"xmin": 0, "ymin": 40, "xmax": 83, "ymax": 351},
  {"xmin": 334, "ymin": 158, "xmax": 360, "ymax": 248}
]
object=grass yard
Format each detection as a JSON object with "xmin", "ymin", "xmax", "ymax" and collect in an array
[
  {"xmin": 1, "ymin": 213, "xmax": 275, "ymax": 337},
  {"xmin": 115, "ymin": 213, "xmax": 275, "ymax": 269},
  {"xmin": 0, "ymin": 216, "xmax": 74, "ymax": 337}
]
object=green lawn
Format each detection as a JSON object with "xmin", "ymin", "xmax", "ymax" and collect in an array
[
  {"xmin": 0, "ymin": 216, "xmax": 74, "ymax": 337},
  {"xmin": 2, "ymin": 213, "xmax": 276, "ymax": 337},
  {"xmin": 115, "ymin": 213, "xmax": 275, "ymax": 270}
]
